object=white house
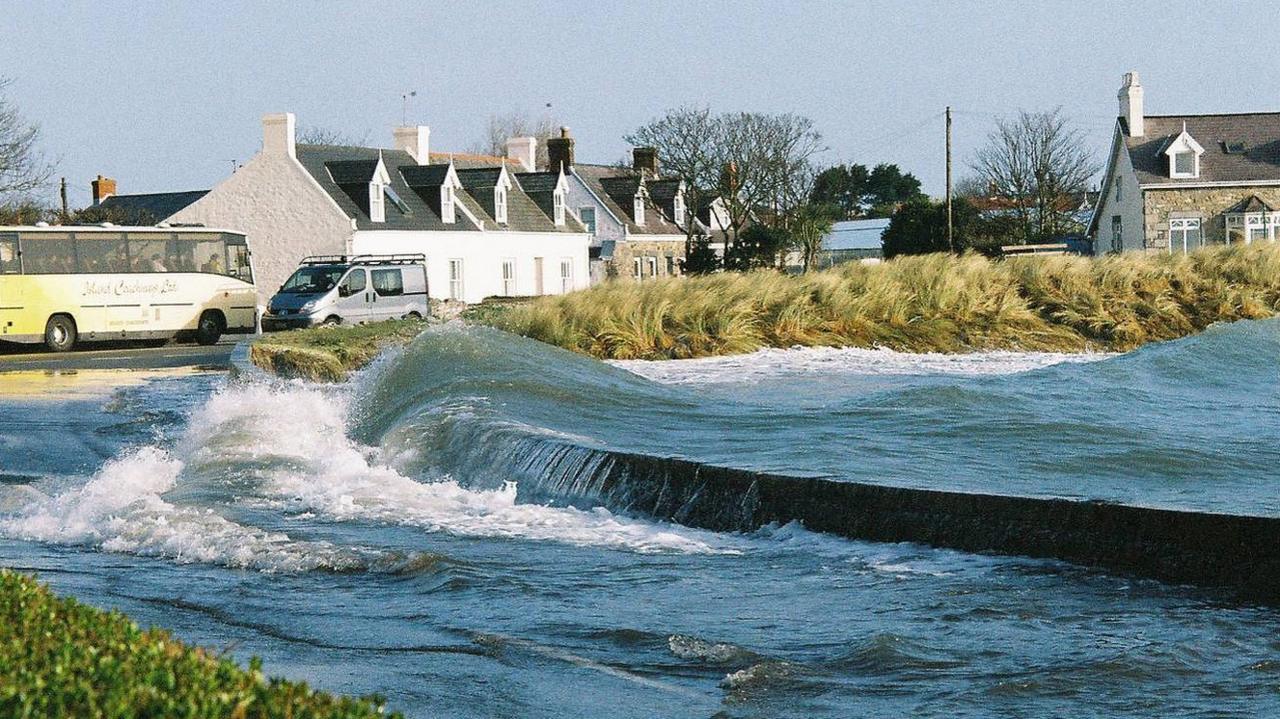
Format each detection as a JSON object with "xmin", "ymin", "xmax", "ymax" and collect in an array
[
  {"xmin": 166, "ymin": 113, "xmax": 589, "ymax": 303},
  {"xmin": 1089, "ymin": 72, "xmax": 1280, "ymax": 254}
]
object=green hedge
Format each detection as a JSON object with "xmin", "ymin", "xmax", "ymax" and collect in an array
[{"xmin": 0, "ymin": 570, "xmax": 401, "ymax": 718}]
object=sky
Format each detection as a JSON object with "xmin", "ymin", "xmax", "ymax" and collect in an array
[{"xmin": 3, "ymin": 1, "xmax": 1278, "ymax": 208}]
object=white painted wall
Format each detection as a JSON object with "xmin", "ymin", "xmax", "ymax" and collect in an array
[
  {"xmin": 169, "ymin": 151, "xmax": 353, "ymax": 302},
  {"xmin": 1092, "ymin": 134, "xmax": 1145, "ymax": 254},
  {"xmin": 351, "ymin": 229, "xmax": 590, "ymax": 303}
]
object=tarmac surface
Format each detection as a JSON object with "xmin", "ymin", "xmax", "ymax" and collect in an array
[{"xmin": 0, "ymin": 337, "xmax": 240, "ymax": 372}]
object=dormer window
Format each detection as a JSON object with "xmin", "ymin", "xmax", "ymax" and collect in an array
[
  {"xmin": 1164, "ymin": 126, "xmax": 1204, "ymax": 179},
  {"xmin": 442, "ymin": 184, "xmax": 456, "ymax": 223},
  {"xmin": 553, "ymin": 189, "xmax": 565, "ymax": 225},
  {"xmin": 673, "ymin": 193, "xmax": 685, "ymax": 225},
  {"xmin": 495, "ymin": 186, "xmax": 508, "ymax": 224},
  {"xmin": 633, "ymin": 196, "xmax": 645, "ymax": 225},
  {"xmin": 369, "ymin": 181, "xmax": 386, "ymax": 223}
]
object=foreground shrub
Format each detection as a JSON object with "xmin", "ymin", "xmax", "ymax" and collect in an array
[
  {"xmin": 487, "ymin": 243, "xmax": 1280, "ymax": 359},
  {"xmin": 250, "ymin": 318, "xmax": 426, "ymax": 381},
  {"xmin": 0, "ymin": 570, "xmax": 400, "ymax": 718}
]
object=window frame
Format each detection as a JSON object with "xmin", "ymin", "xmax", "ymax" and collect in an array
[
  {"xmin": 448, "ymin": 257, "xmax": 464, "ymax": 299},
  {"xmin": 501, "ymin": 257, "xmax": 516, "ymax": 296},
  {"xmin": 579, "ymin": 206, "xmax": 596, "ymax": 236},
  {"xmin": 1171, "ymin": 150, "xmax": 1198, "ymax": 179},
  {"xmin": 673, "ymin": 193, "xmax": 685, "ymax": 225},
  {"xmin": 553, "ymin": 190, "xmax": 565, "ymax": 225},
  {"xmin": 495, "ymin": 187, "xmax": 507, "ymax": 224},
  {"xmin": 1168, "ymin": 217, "xmax": 1202, "ymax": 254},
  {"xmin": 370, "ymin": 267, "xmax": 405, "ymax": 297},
  {"xmin": 633, "ymin": 196, "xmax": 645, "ymax": 225},
  {"xmin": 369, "ymin": 182, "xmax": 386, "ymax": 223},
  {"xmin": 559, "ymin": 257, "xmax": 573, "ymax": 293}
]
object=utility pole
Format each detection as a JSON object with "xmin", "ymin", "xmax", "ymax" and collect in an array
[
  {"xmin": 402, "ymin": 90, "xmax": 417, "ymax": 126},
  {"xmin": 945, "ymin": 106, "xmax": 954, "ymax": 252},
  {"xmin": 59, "ymin": 177, "xmax": 68, "ymax": 221}
]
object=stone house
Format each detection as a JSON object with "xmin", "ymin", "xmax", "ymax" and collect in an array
[
  {"xmin": 543, "ymin": 129, "xmax": 693, "ymax": 282},
  {"xmin": 1089, "ymin": 72, "xmax": 1280, "ymax": 254}
]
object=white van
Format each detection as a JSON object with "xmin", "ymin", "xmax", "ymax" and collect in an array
[{"xmin": 262, "ymin": 254, "xmax": 428, "ymax": 331}]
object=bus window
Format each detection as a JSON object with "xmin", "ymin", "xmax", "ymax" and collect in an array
[
  {"xmin": 75, "ymin": 234, "xmax": 128, "ymax": 273},
  {"xmin": 228, "ymin": 243, "xmax": 252, "ymax": 282},
  {"xmin": 1, "ymin": 234, "xmax": 21, "ymax": 274},
  {"xmin": 21, "ymin": 234, "xmax": 76, "ymax": 274},
  {"xmin": 127, "ymin": 234, "xmax": 172, "ymax": 272}
]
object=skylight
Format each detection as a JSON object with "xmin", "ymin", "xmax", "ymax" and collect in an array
[
  {"xmin": 384, "ymin": 186, "xmax": 411, "ymax": 214},
  {"xmin": 1223, "ymin": 141, "xmax": 1247, "ymax": 155}
]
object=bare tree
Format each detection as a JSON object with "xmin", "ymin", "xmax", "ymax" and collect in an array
[
  {"xmin": 626, "ymin": 106, "xmax": 723, "ymax": 260},
  {"xmin": 296, "ymin": 125, "xmax": 369, "ymax": 146},
  {"xmin": 0, "ymin": 77, "xmax": 53, "ymax": 200},
  {"xmin": 470, "ymin": 111, "xmax": 560, "ymax": 167},
  {"xmin": 970, "ymin": 108, "xmax": 1099, "ymax": 243}
]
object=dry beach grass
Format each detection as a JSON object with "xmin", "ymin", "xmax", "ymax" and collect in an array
[{"xmin": 487, "ymin": 243, "xmax": 1280, "ymax": 360}]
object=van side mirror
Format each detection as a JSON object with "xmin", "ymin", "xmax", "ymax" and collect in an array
[{"xmin": 337, "ymin": 284, "xmax": 351, "ymax": 298}]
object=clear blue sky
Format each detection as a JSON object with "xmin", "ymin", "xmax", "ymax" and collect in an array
[{"xmin": 3, "ymin": 1, "xmax": 1277, "ymax": 208}]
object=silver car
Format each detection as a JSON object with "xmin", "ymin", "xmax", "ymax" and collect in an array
[{"xmin": 262, "ymin": 254, "xmax": 428, "ymax": 330}]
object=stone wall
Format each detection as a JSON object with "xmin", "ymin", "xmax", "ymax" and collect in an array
[
  {"xmin": 1142, "ymin": 186, "xmax": 1280, "ymax": 250},
  {"xmin": 607, "ymin": 238, "xmax": 686, "ymax": 281}
]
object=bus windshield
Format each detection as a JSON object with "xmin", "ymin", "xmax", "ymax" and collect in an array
[{"xmin": 280, "ymin": 266, "xmax": 346, "ymax": 293}]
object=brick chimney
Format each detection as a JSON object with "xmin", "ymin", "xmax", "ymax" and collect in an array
[
  {"xmin": 262, "ymin": 112, "xmax": 296, "ymax": 158},
  {"xmin": 546, "ymin": 126, "xmax": 575, "ymax": 174},
  {"xmin": 506, "ymin": 136, "xmax": 537, "ymax": 172},
  {"xmin": 1119, "ymin": 71, "xmax": 1143, "ymax": 138},
  {"xmin": 633, "ymin": 147, "xmax": 659, "ymax": 178},
  {"xmin": 91, "ymin": 175, "xmax": 116, "ymax": 205},
  {"xmin": 394, "ymin": 125, "xmax": 430, "ymax": 165}
]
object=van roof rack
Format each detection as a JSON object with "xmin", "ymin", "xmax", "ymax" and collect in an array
[{"xmin": 299, "ymin": 254, "xmax": 426, "ymax": 267}]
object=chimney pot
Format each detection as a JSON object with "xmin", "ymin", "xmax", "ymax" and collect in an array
[
  {"xmin": 262, "ymin": 112, "xmax": 297, "ymax": 158},
  {"xmin": 91, "ymin": 175, "xmax": 117, "ymax": 205},
  {"xmin": 394, "ymin": 125, "xmax": 431, "ymax": 165}
]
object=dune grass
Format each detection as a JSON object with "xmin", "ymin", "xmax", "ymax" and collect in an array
[
  {"xmin": 484, "ymin": 243, "xmax": 1280, "ymax": 359},
  {"xmin": 250, "ymin": 319, "xmax": 426, "ymax": 382},
  {"xmin": 0, "ymin": 570, "xmax": 399, "ymax": 718}
]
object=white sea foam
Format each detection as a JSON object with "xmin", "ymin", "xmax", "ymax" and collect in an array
[
  {"xmin": 611, "ymin": 345, "xmax": 1110, "ymax": 385},
  {"xmin": 0, "ymin": 446, "xmax": 369, "ymax": 572},
  {"xmin": 175, "ymin": 382, "xmax": 736, "ymax": 555}
]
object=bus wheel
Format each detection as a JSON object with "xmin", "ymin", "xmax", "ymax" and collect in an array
[
  {"xmin": 44, "ymin": 315, "xmax": 78, "ymax": 352},
  {"xmin": 195, "ymin": 311, "xmax": 224, "ymax": 346}
]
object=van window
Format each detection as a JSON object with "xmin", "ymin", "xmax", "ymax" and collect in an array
[
  {"xmin": 371, "ymin": 268, "xmax": 404, "ymax": 296},
  {"xmin": 343, "ymin": 269, "xmax": 367, "ymax": 294}
]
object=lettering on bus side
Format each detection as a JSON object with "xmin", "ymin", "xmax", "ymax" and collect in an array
[{"xmin": 81, "ymin": 278, "xmax": 180, "ymax": 298}]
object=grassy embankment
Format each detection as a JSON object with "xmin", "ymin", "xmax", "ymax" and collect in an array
[
  {"xmin": 484, "ymin": 243, "xmax": 1280, "ymax": 360},
  {"xmin": 0, "ymin": 570, "xmax": 399, "ymax": 718},
  {"xmin": 249, "ymin": 319, "xmax": 426, "ymax": 382}
]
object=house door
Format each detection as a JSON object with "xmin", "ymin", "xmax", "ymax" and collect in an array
[{"xmin": 534, "ymin": 257, "xmax": 544, "ymax": 295}]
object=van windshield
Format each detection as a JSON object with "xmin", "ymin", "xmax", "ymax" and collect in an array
[{"xmin": 281, "ymin": 266, "xmax": 346, "ymax": 293}]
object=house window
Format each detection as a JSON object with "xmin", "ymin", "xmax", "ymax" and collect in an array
[
  {"xmin": 1226, "ymin": 215, "xmax": 1246, "ymax": 244},
  {"xmin": 553, "ymin": 190, "xmax": 565, "ymax": 225},
  {"xmin": 442, "ymin": 185, "xmax": 456, "ymax": 224},
  {"xmin": 666, "ymin": 255, "xmax": 676, "ymax": 275},
  {"xmin": 633, "ymin": 197, "xmax": 645, "ymax": 225},
  {"xmin": 1111, "ymin": 216, "xmax": 1123, "ymax": 253},
  {"xmin": 674, "ymin": 194, "xmax": 685, "ymax": 225},
  {"xmin": 1169, "ymin": 218, "xmax": 1201, "ymax": 255},
  {"xmin": 369, "ymin": 182, "xmax": 385, "ymax": 223},
  {"xmin": 633, "ymin": 257, "xmax": 642, "ymax": 279},
  {"xmin": 559, "ymin": 257, "xmax": 573, "ymax": 293},
  {"xmin": 501, "ymin": 258, "xmax": 516, "ymax": 295},
  {"xmin": 579, "ymin": 207, "xmax": 596, "ymax": 236},
  {"xmin": 495, "ymin": 187, "xmax": 507, "ymax": 224},
  {"xmin": 448, "ymin": 258, "xmax": 464, "ymax": 299},
  {"xmin": 646, "ymin": 256, "xmax": 657, "ymax": 277},
  {"xmin": 1114, "ymin": 178, "xmax": 1122, "ymax": 203},
  {"xmin": 1173, "ymin": 151, "xmax": 1196, "ymax": 178}
]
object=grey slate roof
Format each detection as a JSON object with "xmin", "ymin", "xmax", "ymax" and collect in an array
[
  {"xmin": 295, "ymin": 143, "xmax": 581, "ymax": 234},
  {"xmin": 1124, "ymin": 114, "xmax": 1280, "ymax": 186},
  {"xmin": 573, "ymin": 164, "xmax": 684, "ymax": 236},
  {"xmin": 97, "ymin": 190, "xmax": 208, "ymax": 222}
]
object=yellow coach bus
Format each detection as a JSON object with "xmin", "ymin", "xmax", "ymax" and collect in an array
[{"xmin": 0, "ymin": 225, "xmax": 258, "ymax": 351}]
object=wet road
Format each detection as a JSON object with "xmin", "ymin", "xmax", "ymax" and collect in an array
[{"xmin": 0, "ymin": 337, "xmax": 241, "ymax": 372}]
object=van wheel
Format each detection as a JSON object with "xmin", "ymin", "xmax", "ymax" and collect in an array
[
  {"xmin": 195, "ymin": 311, "xmax": 223, "ymax": 346},
  {"xmin": 44, "ymin": 315, "xmax": 77, "ymax": 352},
  {"xmin": 405, "ymin": 311, "xmax": 422, "ymax": 320},
  {"xmin": 322, "ymin": 315, "xmax": 341, "ymax": 326}
]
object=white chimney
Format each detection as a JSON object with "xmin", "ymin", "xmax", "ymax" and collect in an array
[
  {"xmin": 262, "ymin": 112, "xmax": 296, "ymax": 158},
  {"xmin": 394, "ymin": 126, "xmax": 431, "ymax": 165},
  {"xmin": 1118, "ymin": 71, "xmax": 1143, "ymax": 138},
  {"xmin": 506, "ymin": 136, "xmax": 537, "ymax": 172}
]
